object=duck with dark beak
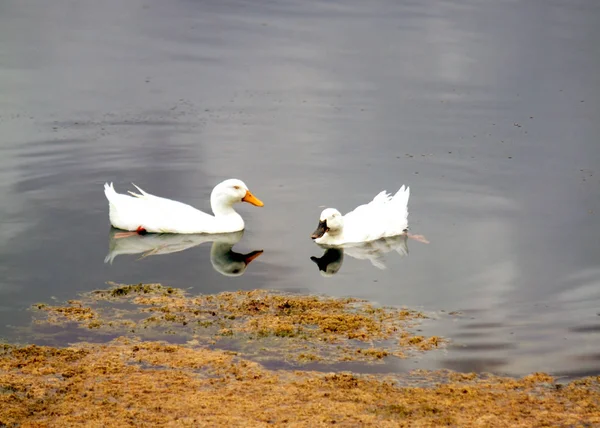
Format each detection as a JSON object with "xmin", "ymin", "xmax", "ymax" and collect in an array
[{"xmin": 311, "ymin": 219, "xmax": 329, "ymax": 240}]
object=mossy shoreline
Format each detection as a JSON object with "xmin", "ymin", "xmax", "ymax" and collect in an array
[
  {"xmin": 1, "ymin": 283, "xmax": 598, "ymax": 426},
  {"xmin": 1, "ymin": 339, "xmax": 599, "ymax": 426}
]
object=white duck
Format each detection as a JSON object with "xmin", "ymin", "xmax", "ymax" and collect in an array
[
  {"xmin": 311, "ymin": 185, "xmax": 411, "ymax": 245},
  {"xmin": 104, "ymin": 179, "xmax": 263, "ymax": 235}
]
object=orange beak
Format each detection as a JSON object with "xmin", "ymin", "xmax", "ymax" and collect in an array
[
  {"xmin": 242, "ymin": 190, "xmax": 264, "ymax": 207},
  {"xmin": 243, "ymin": 250, "xmax": 264, "ymax": 265}
]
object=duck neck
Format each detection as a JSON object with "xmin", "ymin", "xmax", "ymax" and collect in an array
[
  {"xmin": 326, "ymin": 224, "xmax": 343, "ymax": 240},
  {"xmin": 208, "ymin": 195, "xmax": 245, "ymax": 233},
  {"xmin": 323, "ymin": 226, "xmax": 346, "ymax": 245},
  {"xmin": 210, "ymin": 194, "xmax": 241, "ymax": 217}
]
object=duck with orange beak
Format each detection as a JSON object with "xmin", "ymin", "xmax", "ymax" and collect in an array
[{"xmin": 104, "ymin": 178, "xmax": 264, "ymax": 235}]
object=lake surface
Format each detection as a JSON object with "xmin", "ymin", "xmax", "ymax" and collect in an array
[{"xmin": 1, "ymin": 0, "xmax": 600, "ymax": 379}]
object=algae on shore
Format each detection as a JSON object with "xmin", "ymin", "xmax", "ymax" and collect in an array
[
  {"xmin": 1, "ymin": 339, "xmax": 599, "ymax": 427},
  {"xmin": 4, "ymin": 284, "xmax": 600, "ymax": 426}
]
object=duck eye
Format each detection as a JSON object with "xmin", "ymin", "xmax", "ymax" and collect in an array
[{"xmin": 234, "ymin": 185, "xmax": 240, "ymax": 190}]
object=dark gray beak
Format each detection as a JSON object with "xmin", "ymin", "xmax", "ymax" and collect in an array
[{"xmin": 311, "ymin": 220, "xmax": 328, "ymax": 240}]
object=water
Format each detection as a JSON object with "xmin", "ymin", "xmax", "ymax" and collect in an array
[{"xmin": 1, "ymin": 0, "xmax": 600, "ymax": 379}]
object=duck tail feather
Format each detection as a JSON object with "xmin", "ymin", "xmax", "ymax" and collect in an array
[
  {"xmin": 104, "ymin": 182, "xmax": 118, "ymax": 202},
  {"xmin": 128, "ymin": 183, "xmax": 148, "ymax": 198}
]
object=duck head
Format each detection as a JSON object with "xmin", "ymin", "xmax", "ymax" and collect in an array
[
  {"xmin": 211, "ymin": 179, "xmax": 263, "ymax": 215},
  {"xmin": 311, "ymin": 208, "xmax": 343, "ymax": 240}
]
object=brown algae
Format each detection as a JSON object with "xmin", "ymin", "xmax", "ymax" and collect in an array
[
  {"xmin": 30, "ymin": 283, "xmax": 445, "ymax": 363},
  {"xmin": 4, "ymin": 283, "xmax": 600, "ymax": 426},
  {"xmin": 1, "ymin": 339, "xmax": 599, "ymax": 426}
]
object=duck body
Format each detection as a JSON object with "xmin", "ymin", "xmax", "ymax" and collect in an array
[
  {"xmin": 104, "ymin": 178, "xmax": 263, "ymax": 234},
  {"xmin": 311, "ymin": 185, "xmax": 410, "ymax": 246}
]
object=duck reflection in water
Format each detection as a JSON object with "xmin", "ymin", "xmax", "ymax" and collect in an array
[
  {"xmin": 104, "ymin": 229, "xmax": 263, "ymax": 277},
  {"xmin": 310, "ymin": 234, "xmax": 410, "ymax": 277}
]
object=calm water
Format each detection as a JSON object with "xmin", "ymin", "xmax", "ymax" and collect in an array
[{"xmin": 1, "ymin": 0, "xmax": 600, "ymax": 379}]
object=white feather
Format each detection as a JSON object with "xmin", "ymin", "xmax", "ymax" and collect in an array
[
  {"xmin": 313, "ymin": 184, "xmax": 410, "ymax": 245},
  {"xmin": 103, "ymin": 179, "xmax": 263, "ymax": 234}
]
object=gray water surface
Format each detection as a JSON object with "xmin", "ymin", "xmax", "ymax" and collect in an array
[{"xmin": 1, "ymin": 0, "xmax": 600, "ymax": 379}]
